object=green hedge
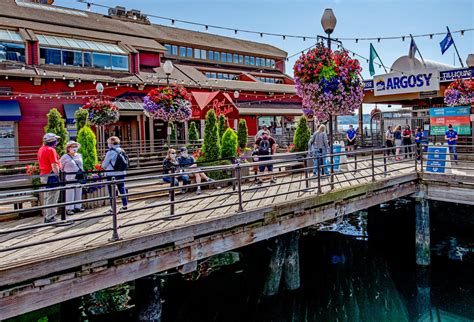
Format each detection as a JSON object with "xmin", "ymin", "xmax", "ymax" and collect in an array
[{"xmin": 197, "ymin": 158, "xmax": 232, "ymax": 181}]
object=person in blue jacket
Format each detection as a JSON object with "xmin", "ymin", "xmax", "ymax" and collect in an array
[
  {"xmin": 414, "ymin": 127, "xmax": 423, "ymax": 160},
  {"xmin": 346, "ymin": 124, "xmax": 357, "ymax": 156},
  {"xmin": 445, "ymin": 124, "xmax": 458, "ymax": 163}
]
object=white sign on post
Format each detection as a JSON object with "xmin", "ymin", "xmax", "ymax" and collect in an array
[{"xmin": 373, "ymin": 69, "xmax": 439, "ymax": 96}]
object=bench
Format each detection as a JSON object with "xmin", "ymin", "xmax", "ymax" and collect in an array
[{"xmin": 0, "ymin": 195, "xmax": 38, "ymax": 210}]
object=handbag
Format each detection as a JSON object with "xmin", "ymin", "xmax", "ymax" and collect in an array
[
  {"xmin": 69, "ymin": 155, "xmax": 87, "ymax": 184},
  {"xmin": 46, "ymin": 172, "xmax": 60, "ymax": 188}
]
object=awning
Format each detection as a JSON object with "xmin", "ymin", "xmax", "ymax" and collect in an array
[
  {"xmin": 191, "ymin": 91, "xmax": 237, "ymax": 110},
  {"xmin": 237, "ymin": 104, "xmax": 302, "ymax": 116},
  {"xmin": 113, "ymin": 101, "xmax": 144, "ymax": 111},
  {"xmin": 0, "ymin": 100, "xmax": 22, "ymax": 121},
  {"xmin": 63, "ymin": 104, "xmax": 82, "ymax": 124}
]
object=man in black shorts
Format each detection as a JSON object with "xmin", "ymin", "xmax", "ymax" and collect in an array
[{"xmin": 254, "ymin": 133, "xmax": 277, "ymax": 185}]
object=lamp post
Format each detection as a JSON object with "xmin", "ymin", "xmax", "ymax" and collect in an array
[
  {"xmin": 95, "ymin": 82, "xmax": 105, "ymax": 146},
  {"xmin": 163, "ymin": 61, "xmax": 174, "ymax": 145},
  {"xmin": 321, "ymin": 8, "xmax": 337, "ymax": 175},
  {"xmin": 233, "ymin": 91, "xmax": 240, "ymax": 130}
]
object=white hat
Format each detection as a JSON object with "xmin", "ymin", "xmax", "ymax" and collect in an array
[
  {"xmin": 66, "ymin": 140, "xmax": 81, "ymax": 150},
  {"xmin": 43, "ymin": 133, "xmax": 60, "ymax": 143}
]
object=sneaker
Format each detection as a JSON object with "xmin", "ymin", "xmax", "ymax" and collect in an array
[
  {"xmin": 196, "ymin": 187, "xmax": 202, "ymax": 195},
  {"xmin": 44, "ymin": 217, "xmax": 59, "ymax": 224},
  {"xmin": 270, "ymin": 177, "xmax": 277, "ymax": 184},
  {"xmin": 120, "ymin": 206, "xmax": 128, "ymax": 212},
  {"xmin": 180, "ymin": 188, "xmax": 187, "ymax": 194},
  {"xmin": 256, "ymin": 180, "xmax": 263, "ymax": 185},
  {"xmin": 66, "ymin": 210, "xmax": 75, "ymax": 216},
  {"xmin": 206, "ymin": 178, "xmax": 215, "ymax": 182},
  {"xmin": 104, "ymin": 208, "xmax": 113, "ymax": 215},
  {"xmin": 74, "ymin": 207, "xmax": 85, "ymax": 213}
]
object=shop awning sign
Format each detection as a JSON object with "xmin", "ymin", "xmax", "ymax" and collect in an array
[
  {"xmin": 373, "ymin": 69, "xmax": 439, "ymax": 96},
  {"xmin": 429, "ymin": 106, "xmax": 471, "ymax": 135}
]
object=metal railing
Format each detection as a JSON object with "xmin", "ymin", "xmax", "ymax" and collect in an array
[{"xmin": 0, "ymin": 145, "xmax": 422, "ymax": 253}]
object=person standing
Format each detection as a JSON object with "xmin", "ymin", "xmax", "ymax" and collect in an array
[
  {"xmin": 346, "ymin": 124, "xmax": 357, "ymax": 156},
  {"xmin": 385, "ymin": 126, "xmax": 395, "ymax": 158},
  {"xmin": 37, "ymin": 133, "xmax": 62, "ymax": 223},
  {"xmin": 394, "ymin": 125, "xmax": 402, "ymax": 161},
  {"xmin": 414, "ymin": 127, "xmax": 423, "ymax": 161},
  {"xmin": 60, "ymin": 141, "xmax": 85, "ymax": 215},
  {"xmin": 254, "ymin": 132, "xmax": 277, "ymax": 185},
  {"xmin": 402, "ymin": 125, "xmax": 413, "ymax": 159},
  {"xmin": 102, "ymin": 136, "xmax": 129, "ymax": 213},
  {"xmin": 256, "ymin": 125, "xmax": 270, "ymax": 140},
  {"xmin": 445, "ymin": 124, "xmax": 458, "ymax": 163},
  {"xmin": 309, "ymin": 124, "xmax": 329, "ymax": 176}
]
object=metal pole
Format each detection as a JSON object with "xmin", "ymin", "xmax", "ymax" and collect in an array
[
  {"xmin": 420, "ymin": 145, "xmax": 424, "ymax": 176},
  {"xmin": 317, "ymin": 163, "xmax": 322, "ymax": 194},
  {"xmin": 304, "ymin": 154, "xmax": 309, "ymax": 189},
  {"xmin": 59, "ymin": 171, "xmax": 66, "ymax": 220},
  {"xmin": 110, "ymin": 177, "xmax": 119, "ymax": 241},
  {"xmin": 236, "ymin": 164, "xmax": 244, "ymax": 212},
  {"xmin": 383, "ymin": 148, "xmax": 388, "ymax": 176},
  {"xmin": 354, "ymin": 153, "xmax": 358, "ymax": 172},
  {"xmin": 169, "ymin": 169, "xmax": 175, "ymax": 216},
  {"xmin": 371, "ymin": 149, "xmax": 376, "ymax": 182}
]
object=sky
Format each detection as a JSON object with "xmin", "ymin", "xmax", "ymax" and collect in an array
[{"xmin": 55, "ymin": 0, "xmax": 474, "ymax": 113}]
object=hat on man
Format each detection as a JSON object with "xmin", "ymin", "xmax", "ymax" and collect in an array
[
  {"xmin": 43, "ymin": 133, "xmax": 60, "ymax": 143},
  {"xmin": 180, "ymin": 147, "xmax": 188, "ymax": 152},
  {"xmin": 66, "ymin": 140, "xmax": 81, "ymax": 150},
  {"xmin": 448, "ymin": 124, "xmax": 453, "ymax": 128}
]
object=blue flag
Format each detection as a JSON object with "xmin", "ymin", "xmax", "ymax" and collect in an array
[
  {"xmin": 440, "ymin": 32, "xmax": 454, "ymax": 55},
  {"xmin": 408, "ymin": 38, "xmax": 417, "ymax": 59}
]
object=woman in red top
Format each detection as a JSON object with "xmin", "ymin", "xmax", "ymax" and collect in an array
[{"xmin": 402, "ymin": 125, "xmax": 413, "ymax": 159}]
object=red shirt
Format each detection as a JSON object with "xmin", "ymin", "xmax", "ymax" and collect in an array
[{"xmin": 37, "ymin": 145, "xmax": 61, "ymax": 175}]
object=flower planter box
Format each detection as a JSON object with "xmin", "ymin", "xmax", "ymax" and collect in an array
[{"xmin": 84, "ymin": 187, "xmax": 108, "ymax": 209}]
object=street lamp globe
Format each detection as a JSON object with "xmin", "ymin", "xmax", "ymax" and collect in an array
[
  {"xmin": 95, "ymin": 82, "xmax": 104, "ymax": 93},
  {"xmin": 466, "ymin": 54, "xmax": 474, "ymax": 68},
  {"xmin": 321, "ymin": 8, "xmax": 337, "ymax": 35},
  {"xmin": 233, "ymin": 90, "xmax": 240, "ymax": 99},
  {"xmin": 163, "ymin": 60, "xmax": 174, "ymax": 76}
]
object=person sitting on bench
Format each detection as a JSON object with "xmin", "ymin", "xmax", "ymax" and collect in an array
[{"xmin": 163, "ymin": 148, "xmax": 190, "ymax": 193}]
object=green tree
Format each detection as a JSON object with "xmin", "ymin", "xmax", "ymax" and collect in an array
[
  {"xmin": 237, "ymin": 119, "xmax": 248, "ymax": 149},
  {"xmin": 188, "ymin": 121, "xmax": 199, "ymax": 142},
  {"xmin": 217, "ymin": 114, "xmax": 228, "ymax": 143},
  {"xmin": 221, "ymin": 128, "xmax": 238, "ymax": 159},
  {"xmin": 44, "ymin": 108, "xmax": 69, "ymax": 156},
  {"xmin": 74, "ymin": 108, "xmax": 89, "ymax": 134},
  {"xmin": 293, "ymin": 116, "xmax": 311, "ymax": 152},
  {"xmin": 202, "ymin": 110, "xmax": 220, "ymax": 161},
  {"xmin": 77, "ymin": 125, "xmax": 98, "ymax": 171}
]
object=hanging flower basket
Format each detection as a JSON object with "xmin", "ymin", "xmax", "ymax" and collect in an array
[
  {"xmin": 444, "ymin": 79, "xmax": 474, "ymax": 106},
  {"xmin": 143, "ymin": 85, "xmax": 192, "ymax": 122},
  {"xmin": 82, "ymin": 99, "xmax": 120, "ymax": 126},
  {"xmin": 294, "ymin": 43, "xmax": 364, "ymax": 121}
]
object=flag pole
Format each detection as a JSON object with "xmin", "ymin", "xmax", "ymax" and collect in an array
[
  {"xmin": 410, "ymin": 34, "xmax": 426, "ymax": 68},
  {"xmin": 446, "ymin": 26, "xmax": 465, "ymax": 68},
  {"xmin": 372, "ymin": 45, "xmax": 388, "ymax": 73}
]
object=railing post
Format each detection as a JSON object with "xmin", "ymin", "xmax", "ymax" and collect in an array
[
  {"xmin": 136, "ymin": 148, "xmax": 141, "ymax": 168},
  {"xmin": 110, "ymin": 177, "xmax": 119, "ymax": 241},
  {"xmin": 420, "ymin": 145, "xmax": 424, "ymax": 176},
  {"xmin": 59, "ymin": 171, "xmax": 66, "ymax": 220},
  {"xmin": 329, "ymin": 154, "xmax": 334, "ymax": 190},
  {"xmin": 232, "ymin": 159, "xmax": 237, "ymax": 191},
  {"xmin": 383, "ymin": 147, "xmax": 388, "ymax": 176},
  {"xmin": 414, "ymin": 144, "xmax": 418, "ymax": 172},
  {"xmin": 169, "ymin": 170, "xmax": 175, "ymax": 216},
  {"xmin": 317, "ymin": 162, "xmax": 322, "ymax": 194},
  {"xmin": 236, "ymin": 163, "xmax": 244, "ymax": 212},
  {"xmin": 371, "ymin": 149, "xmax": 376, "ymax": 182},
  {"xmin": 304, "ymin": 154, "xmax": 309, "ymax": 189},
  {"xmin": 353, "ymin": 153, "xmax": 358, "ymax": 172}
]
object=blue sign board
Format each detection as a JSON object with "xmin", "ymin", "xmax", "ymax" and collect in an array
[
  {"xmin": 363, "ymin": 80, "xmax": 374, "ymax": 90},
  {"xmin": 425, "ymin": 146, "xmax": 448, "ymax": 173},
  {"xmin": 429, "ymin": 106, "xmax": 470, "ymax": 117},
  {"xmin": 333, "ymin": 144, "xmax": 342, "ymax": 171},
  {"xmin": 439, "ymin": 68, "xmax": 474, "ymax": 82}
]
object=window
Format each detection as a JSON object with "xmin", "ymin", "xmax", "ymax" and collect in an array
[
  {"xmin": 83, "ymin": 52, "xmax": 92, "ymax": 67},
  {"xmin": 221, "ymin": 52, "xmax": 227, "ymax": 62},
  {"xmin": 271, "ymin": 59, "xmax": 276, "ymax": 68},
  {"xmin": 244, "ymin": 56, "xmax": 250, "ymax": 65},
  {"xmin": 217, "ymin": 73, "xmax": 223, "ymax": 79},
  {"xmin": 172, "ymin": 45, "xmax": 178, "ymax": 56},
  {"xmin": 37, "ymin": 34, "xmax": 126, "ymax": 54},
  {"xmin": 93, "ymin": 53, "xmax": 111, "ymax": 69},
  {"xmin": 62, "ymin": 50, "xmax": 82, "ymax": 66},
  {"xmin": 256, "ymin": 57, "xmax": 261, "ymax": 67},
  {"xmin": 227, "ymin": 53, "xmax": 232, "ymax": 62},
  {"xmin": 179, "ymin": 46, "xmax": 186, "ymax": 57},
  {"xmin": 194, "ymin": 48, "xmax": 201, "ymax": 59},
  {"xmin": 239, "ymin": 55, "xmax": 244, "ymax": 64},
  {"xmin": 214, "ymin": 52, "xmax": 220, "ymax": 61},
  {"xmin": 250, "ymin": 56, "xmax": 255, "ymax": 65},
  {"xmin": 187, "ymin": 47, "xmax": 193, "ymax": 57},
  {"xmin": 233, "ymin": 54, "xmax": 239, "ymax": 64},
  {"xmin": 111, "ymin": 55, "xmax": 129, "ymax": 71},
  {"xmin": 200, "ymin": 49, "xmax": 206, "ymax": 60},
  {"xmin": 0, "ymin": 29, "xmax": 23, "ymax": 42},
  {"xmin": 208, "ymin": 51, "xmax": 214, "ymax": 60},
  {"xmin": 211, "ymin": 72, "xmax": 217, "ymax": 79},
  {"xmin": 40, "ymin": 47, "xmax": 61, "ymax": 65},
  {"xmin": 164, "ymin": 44, "xmax": 171, "ymax": 55},
  {"xmin": 0, "ymin": 42, "xmax": 25, "ymax": 62}
]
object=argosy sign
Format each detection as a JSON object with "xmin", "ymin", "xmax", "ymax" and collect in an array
[{"xmin": 374, "ymin": 69, "xmax": 439, "ymax": 96}]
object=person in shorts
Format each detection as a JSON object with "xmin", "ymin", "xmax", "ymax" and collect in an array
[
  {"xmin": 177, "ymin": 147, "xmax": 213, "ymax": 195},
  {"xmin": 254, "ymin": 133, "xmax": 277, "ymax": 185},
  {"xmin": 346, "ymin": 124, "xmax": 356, "ymax": 155},
  {"xmin": 445, "ymin": 124, "xmax": 458, "ymax": 163}
]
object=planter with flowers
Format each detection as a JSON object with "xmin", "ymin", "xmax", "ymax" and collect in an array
[
  {"xmin": 84, "ymin": 164, "xmax": 107, "ymax": 209},
  {"xmin": 26, "ymin": 163, "xmax": 42, "ymax": 207},
  {"xmin": 294, "ymin": 43, "xmax": 364, "ymax": 121},
  {"xmin": 82, "ymin": 99, "xmax": 120, "ymax": 127},
  {"xmin": 444, "ymin": 79, "xmax": 474, "ymax": 106}
]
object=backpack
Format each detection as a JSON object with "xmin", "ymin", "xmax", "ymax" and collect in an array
[
  {"xmin": 258, "ymin": 139, "xmax": 271, "ymax": 155},
  {"xmin": 111, "ymin": 148, "xmax": 129, "ymax": 171}
]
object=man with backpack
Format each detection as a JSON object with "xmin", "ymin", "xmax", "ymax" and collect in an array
[
  {"xmin": 102, "ymin": 136, "xmax": 129, "ymax": 214},
  {"xmin": 254, "ymin": 133, "xmax": 277, "ymax": 185}
]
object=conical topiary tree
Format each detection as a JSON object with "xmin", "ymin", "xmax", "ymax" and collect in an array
[
  {"xmin": 74, "ymin": 108, "xmax": 89, "ymax": 134},
  {"xmin": 221, "ymin": 128, "xmax": 238, "ymax": 159},
  {"xmin": 293, "ymin": 116, "xmax": 311, "ymax": 152},
  {"xmin": 44, "ymin": 108, "xmax": 69, "ymax": 156},
  {"xmin": 217, "ymin": 114, "xmax": 228, "ymax": 143},
  {"xmin": 237, "ymin": 119, "xmax": 248, "ymax": 149},
  {"xmin": 188, "ymin": 121, "xmax": 199, "ymax": 142},
  {"xmin": 77, "ymin": 125, "xmax": 98, "ymax": 171},
  {"xmin": 202, "ymin": 110, "xmax": 220, "ymax": 161}
]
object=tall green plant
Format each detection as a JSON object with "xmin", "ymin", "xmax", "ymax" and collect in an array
[
  {"xmin": 188, "ymin": 121, "xmax": 199, "ymax": 142},
  {"xmin": 74, "ymin": 108, "xmax": 89, "ymax": 134},
  {"xmin": 293, "ymin": 116, "xmax": 311, "ymax": 152},
  {"xmin": 237, "ymin": 119, "xmax": 248, "ymax": 149},
  {"xmin": 217, "ymin": 114, "xmax": 228, "ymax": 143},
  {"xmin": 44, "ymin": 108, "xmax": 69, "ymax": 156},
  {"xmin": 202, "ymin": 110, "xmax": 220, "ymax": 161},
  {"xmin": 77, "ymin": 125, "xmax": 98, "ymax": 171},
  {"xmin": 221, "ymin": 128, "xmax": 238, "ymax": 159}
]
